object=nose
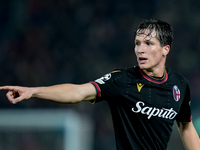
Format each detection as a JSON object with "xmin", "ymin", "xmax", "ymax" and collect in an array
[{"xmin": 135, "ymin": 44, "xmax": 146, "ymax": 54}]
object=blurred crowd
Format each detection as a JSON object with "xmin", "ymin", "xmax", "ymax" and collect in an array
[{"xmin": 1, "ymin": 0, "xmax": 200, "ymax": 149}]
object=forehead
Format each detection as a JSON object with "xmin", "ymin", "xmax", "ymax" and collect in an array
[{"xmin": 135, "ymin": 29, "xmax": 157, "ymax": 41}]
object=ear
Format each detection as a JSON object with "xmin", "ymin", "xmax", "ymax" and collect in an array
[{"xmin": 163, "ymin": 45, "xmax": 170, "ymax": 56}]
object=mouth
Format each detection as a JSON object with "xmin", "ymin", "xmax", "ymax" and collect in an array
[{"xmin": 138, "ymin": 57, "xmax": 147, "ymax": 63}]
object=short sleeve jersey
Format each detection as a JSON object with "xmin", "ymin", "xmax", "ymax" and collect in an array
[{"xmin": 91, "ymin": 66, "xmax": 191, "ymax": 150}]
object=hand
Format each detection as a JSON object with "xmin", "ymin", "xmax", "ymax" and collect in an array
[{"xmin": 0, "ymin": 86, "xmax": 33, "ymax": 104}]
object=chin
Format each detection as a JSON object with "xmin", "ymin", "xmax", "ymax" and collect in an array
[{"xmin": 138, "ymin": 64, "xmax": 147, "ymax": 70}]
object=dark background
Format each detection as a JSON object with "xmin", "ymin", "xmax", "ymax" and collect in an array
[{"xmin": 0, "ymin": 0, "xmax": 200, "ymax": 149}]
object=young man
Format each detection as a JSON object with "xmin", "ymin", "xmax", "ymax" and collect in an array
[{"xmin": 0, "ymin": 19, "xmax": 199, "ymax": 150}]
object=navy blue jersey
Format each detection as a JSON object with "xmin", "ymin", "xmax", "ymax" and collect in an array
[{"xmin": 91, "ymin": 66, "xmax": 191, "ymax": 150}]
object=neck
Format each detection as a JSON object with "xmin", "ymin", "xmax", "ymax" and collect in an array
[{"xmin": 142, "ymin": 66, "xmax": 165, "ymax": 77}]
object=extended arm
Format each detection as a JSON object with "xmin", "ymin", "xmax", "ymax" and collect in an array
[
  {"xmin": 0, "ymin": 83, "xmax": 97, "ymax": 104},
  {"xmin": 176, "ymin": 120, "xmax": 200, "ymax": 150}
]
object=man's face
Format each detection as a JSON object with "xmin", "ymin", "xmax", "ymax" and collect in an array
[{"xmin": 134, "ymin": 29, "xmax": 169, "ymax": 72}]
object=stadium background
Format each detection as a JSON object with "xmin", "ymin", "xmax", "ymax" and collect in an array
[{"xmin": 0, "ymin": 0, "xmax": 200, "ymax": 149}]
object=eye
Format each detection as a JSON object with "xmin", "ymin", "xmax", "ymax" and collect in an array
[
  {"xmin": 146, "ymin": 41, "xmax": 152, "ymax": 46},
  {"xmin": 135, "ymin": 41, "xmax": 140, "ymax": 46}
]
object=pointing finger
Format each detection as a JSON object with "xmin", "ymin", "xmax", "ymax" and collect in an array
[{"xmin": 0, "ymin": 86, "xmax": 17, "ymax": 91}]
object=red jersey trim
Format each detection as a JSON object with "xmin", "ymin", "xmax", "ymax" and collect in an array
[
  {"xmin": 139, "ymin": 68, "xmax": 168, "ymax": 84},
  {"xmin": 90, "ymin": 82, "xmax": 101, "ymax": 97},
  {"xmin": 177, "ymin": 115, "xmax": 192, "ymax": 122}
]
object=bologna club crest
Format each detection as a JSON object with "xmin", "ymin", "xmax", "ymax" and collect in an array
[{"xmin": 173, "ymin": 85, "xmax": 180, "ymax": 102}]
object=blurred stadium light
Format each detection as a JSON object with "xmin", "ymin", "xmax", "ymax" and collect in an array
[{"xmin": 0, "ymin": 109, "xmax": 94, "ymax": 150}]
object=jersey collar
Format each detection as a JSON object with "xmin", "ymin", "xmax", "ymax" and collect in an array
[{"xmin": 139, "ymin": 67, "xmax": 168, "ymax": 84}]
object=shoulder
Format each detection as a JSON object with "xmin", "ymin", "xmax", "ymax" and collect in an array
[
  {"xmin": 111, "ymin": 66, "xmax": 140, "ymax": 78},
  {"xmin": 94, "ymin": 66, "xmax": 140, "ymax": 85},
  {"xmin": 167, "ymin": 67, "xmax": 189, "ymax": 85}
]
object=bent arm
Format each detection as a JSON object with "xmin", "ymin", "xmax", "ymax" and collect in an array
[
  {"xmin": 176, "ymin": 120, "xmax": 200, "ymax": 150},
  {"xmin": 0, "ymin": 83, "xmax": 97, "ymax": 104}
]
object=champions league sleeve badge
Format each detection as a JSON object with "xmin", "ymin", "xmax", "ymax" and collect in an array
[
  {"xmin": 95, "ymin": 73, "xmax": 111, "ymax": 84},
  {"xmin": 173, "ymin": 85, "xmax": 180, "ymax": 102}
]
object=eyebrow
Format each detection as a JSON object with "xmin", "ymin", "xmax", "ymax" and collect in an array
[{"xmin": 135, "ymin": 35, "xmax": 155, "ymax": 42}]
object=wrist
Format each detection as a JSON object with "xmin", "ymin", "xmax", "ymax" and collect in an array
[{"xmin": 31, "ymin": 87, "xmax": 39, "ymax": 98}]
